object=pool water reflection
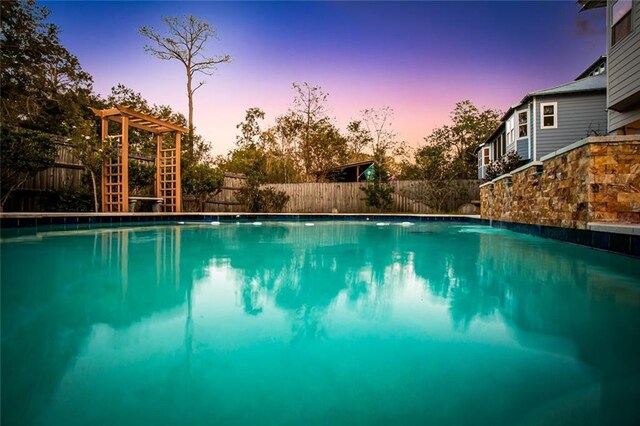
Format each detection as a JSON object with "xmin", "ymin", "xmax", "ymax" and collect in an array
[{"xmin": 2, "ymin": 222, "xmax": 639, "ymax": 425}]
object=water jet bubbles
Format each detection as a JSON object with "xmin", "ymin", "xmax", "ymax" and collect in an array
[
  {"xmin": 210, "ymin": 221, "xmax": 221, "ymax": 226},
  {"xmin": 305, "ymin": 223, "xmax": 315, "ymax": 227},
  {"xmin": 178, "ymin": 221, "xmax": 185, "ymax": 225},
  {"xmin": 376, "ymin": 222, "xmax": 390, "ymax": 226},
  {"xmin": 253, "ymin": 222, "xmax": 263, "ymax": 226},
  {"xmin": 400, "ymin": 222, "xmax": 414, "ymax": 227}
]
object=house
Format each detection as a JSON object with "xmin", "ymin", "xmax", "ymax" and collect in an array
[
  {"xmin": 579, "ymin": 0, "xmax": 640, "ymax": 135},
  {"xmin": 477, "ymin": 57, "xmax": 608, "ymax": 179}
]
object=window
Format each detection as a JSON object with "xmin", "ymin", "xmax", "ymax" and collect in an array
[
  {"xmin": 540, "ymin": 102, "xmax": 557, "ymax": 129},
  {"xmin": 612, "ymin": 0, "xmax": 632, "ymax": 46},
  {"xmin": 495, "ymin": 134, "xmax": 505, "ymax": 159},
  {"xmin": 506, "ymin": 116, "xmax": 515, "ymax": 147},
  {"xmin": 482, "ymin": 147, "xmax": 490, "ymax": 166},
  {"xmin": 518, "ymin": 110, "xmax": 528, "ymax": 138}
]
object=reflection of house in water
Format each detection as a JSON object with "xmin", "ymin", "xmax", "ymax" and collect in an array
[
  {"xmin": 475, "ymin": 231, "xmax": 640, "ymax": 423},
  {"xmin": 588, "ymin": 280, "xmax": 640, "ymax": 306}
]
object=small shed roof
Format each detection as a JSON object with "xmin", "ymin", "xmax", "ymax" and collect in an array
[{"xmin": 325, "ymin": 160, "xmax": 375, "ymax": 182}]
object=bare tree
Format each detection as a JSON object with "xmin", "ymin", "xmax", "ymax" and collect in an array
[
  {"xmin": 360, "ymin": 106, "xmax": 400, "ymax": 156},
  {"xmin": 139, "ymin": 15, "xmax": 231, "ymax": 155},
  {"xmin": 291, "ymin": 82, "xmax": 329, "ymax": 179}
]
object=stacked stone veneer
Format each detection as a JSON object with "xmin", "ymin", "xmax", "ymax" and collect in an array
[{"xmin": 480, "ymin": 136, "xmax": 640, "ymax": 228}]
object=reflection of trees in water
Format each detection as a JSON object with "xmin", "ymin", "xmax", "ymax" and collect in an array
[
  {"xmin": 1, "ymin": 225, "xmax": 208, "ymax": 425},
  {"xmin": 3, "ymin": 223, "xmax": 640, "ymax": 424},
  {"xmin": 222, "ymin": 225, "xmax": 410, "ymax": 340}
]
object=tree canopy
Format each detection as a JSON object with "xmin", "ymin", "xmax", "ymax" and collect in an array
[{"xmin": 0, "ymin": 0, "xmax": 94, "ymax": 134}]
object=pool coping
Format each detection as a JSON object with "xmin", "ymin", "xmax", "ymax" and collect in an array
[{"xmin": 1, "ymin": 213, "xmax": 638, "ymax": 258}]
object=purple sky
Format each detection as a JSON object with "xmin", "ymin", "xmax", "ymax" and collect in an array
[{"xmin": 44, "ymin": 1, "xmax": 606, "ymax": 156}]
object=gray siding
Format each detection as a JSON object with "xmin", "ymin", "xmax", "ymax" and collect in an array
[
  {"xmin": 607, "ymin": 0, "xmax": 640, "ymax": 131},
  {"xmin": 534, "ymin": 93, "xmax": 607, "ymax": 159},
  {"xmin": 478, "ymin": 165, "xmax": 487, "ymax": 179},
  {"xmin": 515, "ymin": 105, "xmax": 531, "ymax": 159},
  {"xmin": 516, "ymin": 139, "xmax": 529, "ymax": 160},
  {"xmin": 609, "ymin": 106, "xmax": 640, "ymax": 133}
]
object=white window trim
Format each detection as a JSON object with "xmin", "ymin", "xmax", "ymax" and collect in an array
[
  {"xmin": 517, "ymin": 109, "xmax": 528, "ymax": 138},
  {"xmin": 506, "ymin": 115, "xmax": 515, "ymax": 148},
  {"xmin": 540, "ymin": 102, "xmax": 558, "ymax": 129}
]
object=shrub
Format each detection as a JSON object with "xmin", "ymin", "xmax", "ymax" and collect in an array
[
  {"xmin": 361, "ymin": 181, "xmax": 394, "ymax": 211},
  {"xmin": 182, "ymin": 163, "xmax": 224, "ymax": 212},
  {"xmin": 236, "ymin": 184, "xmax": 290, "ymax": 213},
  {"xmin": 485, "ymin": 150, "xmax": 522, "ymax": 181},
  {"xmin": 41, "ymin": 188, "xmax": 93, "ymax": 212}
]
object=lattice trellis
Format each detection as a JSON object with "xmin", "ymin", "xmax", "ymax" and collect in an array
[
  {"xmin": 156, "ymin": 133, "xmax": 181, "ymax": 212},
  {"xmin": 92, "ymin": 105, "xmax": 186, "ymax": 213}
]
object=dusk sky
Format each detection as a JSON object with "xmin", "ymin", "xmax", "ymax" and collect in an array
[{"xmin": 43, "ymin": 1, "xmax": 606, "ymax": 156}]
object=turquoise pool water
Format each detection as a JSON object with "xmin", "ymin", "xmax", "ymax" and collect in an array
[{"xmin": 2, "ymin": 221, "xmax": 639, "ymax": 425}]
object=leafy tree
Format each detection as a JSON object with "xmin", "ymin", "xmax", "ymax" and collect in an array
[
  {"xmin": 235, "ymin": 107, "xmax": 265, "ymax": 148},
  {"xmin": 129, "ymin": 160, "xmax": 156, "ymax": 195},
  {"xmin": 66, "ymin": 120, "xmax": 117, "ymax": 212},
  {"xmin": 290, "ymin": 82, "xmax": 332, "ymax": 180},
  {"xmin": 309, "ymin": 121, "xmax": 348, "ymax": 181},
  {"xmin": 346, "ymin": 120, "xmax": 373, "ymax": 162},
  {"xmin": 271, "ymin": 112, "xmax": 303, "ymax": 183},
  {"xmin": 422, "ymin": 100, "xmax": 500, "ymax": 180},
  {"xmin": 139, "ymin": 15, "xmax": 231, "ymax": 154},
  {"xmin": 224, "ymin": 108, "xmax": 290, "ymax": 212},
  {"xmin": 182, "ymin": 163, "xmax": 224, "ymax": 212},
  {"xmin": 0, "ymin": 127, "xmax": 57, "ymax": 210},
  {"xmin": 106, "ymin": 84, "xmax": 188, "ymax": 156},
  {"xmin": 399, "ymin": 100, "xmax": 500, "ymax": 212},
  {"xmin": 0, "ymin": 0, "xmax": 94, "ymax": 135}
]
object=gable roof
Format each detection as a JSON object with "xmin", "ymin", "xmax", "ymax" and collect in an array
[
  {"xmin": 575, "ymin": 55, "xmax": 606, "ymax": 80},
  {"xmin": 528, "ymin": 74, "xmax": 607, "ymax": 97},
  {"xmin": 576, "ymin": 0, "xmax": 606, "ymax": 12}
]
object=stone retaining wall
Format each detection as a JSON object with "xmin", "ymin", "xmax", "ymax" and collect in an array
[{"xmin": 480, "ymin": 136, "xmax": 640, "ymax": 228}]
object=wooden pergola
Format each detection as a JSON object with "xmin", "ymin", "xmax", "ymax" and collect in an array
[{"xmin": 91, "ymin": 105, "xmax": 188, "ymax": 213}]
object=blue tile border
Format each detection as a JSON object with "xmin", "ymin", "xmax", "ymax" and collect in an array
[
  {"xmin": 1, "ymin": 214, "xmax": 637, "ymax": 258},
  {"xmin": 486, "ymin": 219, "xmax": 638, "ymax": 258}
]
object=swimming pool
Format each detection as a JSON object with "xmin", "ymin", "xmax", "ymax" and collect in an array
[{"xmin": 2, "ymin": 221, "xmax": 639, "ymax": 425}]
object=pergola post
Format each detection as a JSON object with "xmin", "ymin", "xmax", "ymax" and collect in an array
[
  {"xmin": 121, "ymin": 116, "xmax": 129, "ymax": 213},
  {"xmin": 100, "ymin": 117, "xmax": 108, "ymax": 211},
  {"xmin": 175, "ymin": 132, "xmax": 182, "ymax": 212},
  {"xmin": 156, "ymin": 133, "xmax": 162, "ymax": 200}
]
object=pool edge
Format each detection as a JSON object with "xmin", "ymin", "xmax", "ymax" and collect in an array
[{"xmin": 1, "ymin": 213, "xmax": 638, "ymax": 258}]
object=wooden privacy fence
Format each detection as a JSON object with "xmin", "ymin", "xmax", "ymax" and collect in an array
[
  {"xmin": 262, "ymin": 180, "xmax": 480, "ymax": 214},
  {"xmin": 12, "ymin": 141, "xmax": 478, "ymax": 214},
  {"xmin": 183, "ymin": 173, "xmax": 247, "ymax": 212},
  {"xmin": 21, "ymin": 141, "xmax": 155, "ymax": 192}
]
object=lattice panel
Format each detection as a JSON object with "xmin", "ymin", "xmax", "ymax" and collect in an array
[
  {"xmin": 103, "ymin": 140, "xmax": 126, "ymax": 213},
  {"xmin": 160, "ymin": 148, "xmax": 178, "ymax": 212}
]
